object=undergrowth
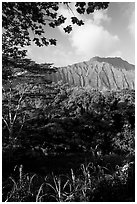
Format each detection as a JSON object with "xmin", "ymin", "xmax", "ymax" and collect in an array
[{"xmin": 3, "ymin": 160, "xmax": 135, "ymax": 202}]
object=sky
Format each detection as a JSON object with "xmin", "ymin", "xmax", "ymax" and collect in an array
[{"xmin": 26, "ymin": 2, "xmax": 135, "ymax": 67}]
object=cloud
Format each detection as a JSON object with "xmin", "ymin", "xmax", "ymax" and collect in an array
[
  {"xmin": 57, "ymin": 6, "xmax": 120, "ymax": 60},
  {"xmin": 92, "ymin": 9, "xmax": 111, "ymax": 25},
  {"xmin": 120, "ymin": 2, "xmax": 135, "ymax": 37},
  {"xmin": 128, "ymin": 10, "xmax": 135, "ymax": 37},
  {"xmin": 70, "ymin": 19, "xmax": 120, "ymax": 59},
  {"xmin": 27, "ymin": 43, "xmax": 82, "ymax": 67},
  {"xmin": 108, "ymin": 50, "xmax": 122, "ymax": 58}
]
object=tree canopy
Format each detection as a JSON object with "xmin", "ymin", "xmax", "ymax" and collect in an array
[{"xmin": 2, "ymin": 2, "xmax": 109, "ymax": 58}]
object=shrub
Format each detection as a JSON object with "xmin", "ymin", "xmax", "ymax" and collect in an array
[{"xmin": 3, "ymin": 161, "xmax": 135, "ymax": 202}]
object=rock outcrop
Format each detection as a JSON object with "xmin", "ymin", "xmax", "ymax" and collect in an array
[{"xmin": 46, "ymin": 57, "xmax": 135, "ymax": 90}]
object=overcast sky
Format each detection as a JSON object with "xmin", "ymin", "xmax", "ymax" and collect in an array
[{"xmin": 27, "ymin": 2, "xmax": 135, "ymax": 67}]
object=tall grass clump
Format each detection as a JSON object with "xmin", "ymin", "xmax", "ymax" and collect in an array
[
  {"xmin": 3, "ymin": 165, "xmax": 44, "ymax": 202},
  {"xmin": 3, "ymin": 160, "xmax": 134, "ymax": 202}
]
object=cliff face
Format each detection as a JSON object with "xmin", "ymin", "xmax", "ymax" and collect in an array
[{"xmin": 46, "ymin": 57, "xmax": 135, "ymax": 90}]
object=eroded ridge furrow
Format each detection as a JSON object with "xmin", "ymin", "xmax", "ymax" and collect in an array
[
  {"xmin": 122, "ymin": 76, "xmax": 125, "ymax": 89},
  {"xmin": 110, "ymin": 65, "xmax": 120, "ymax": 89},
  {"xmin": 94, "ymin": 65, "xmax": 99, "ymax": 89},
  {"xmin": 132, "ymin": 81, "xmax": 135, "ymax": 89},
  {"xmin": 66, "ymin": 68, "xmax": 70, "ymax": 84},
  {"xmin": 121, "ymin": 70, "xmax": 130, "ymax": 89},
  {"xmin": 60, "ymin": 68, "xmax": 66, "ymax": 83},
  {"xmin": 79, "ymin": 65, "xmax": 86, "ymax": 87},
  {"xmin": 83, "ymin": 62, "xmax": 89, "ymax": 72},
  {"xmin": 67, "ymin": 68, "xmax": 72, "ymax": 85},
  {"xmin": 68, "ymin": 68, "xmax": 75, "ymax": 85},
  {"xmin": 101, "ymin": 64, "xmax": 111, "ymax": 89},
  {"xmin": 74, "ymin": 64, "xmax": 83, "ymax": 86},
  {"xmin": 81, "ymin": 74, "xmax": 85, "ymax": 87},
  {"xmin": 74, "ymin": 64, "xmax": 81, "ymax": 77}
]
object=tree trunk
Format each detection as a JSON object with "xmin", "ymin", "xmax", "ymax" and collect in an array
[{"xmin": 8, "ymin": 126, "xmax": 14, "ymax": 163}]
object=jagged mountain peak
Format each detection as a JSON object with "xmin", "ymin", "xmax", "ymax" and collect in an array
[{"xmin": 89, "ymin": 56, "xmax": 134, "ymax": 71}]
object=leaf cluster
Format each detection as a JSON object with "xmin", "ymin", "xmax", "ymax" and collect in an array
[{"xmin": 2, "ymin": 2, "xmax": 109, "ymax": 58}]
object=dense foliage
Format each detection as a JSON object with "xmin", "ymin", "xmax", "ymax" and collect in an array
[
  {"xmin": 3, "ymin": 82, "xmax": 135, "ymax": 155},
  {"xmin": 3, "ymin": 83, "xmax": 134, "ymax": 155},
  {"xmin": 3, "ymin": 82, "xmax": 135, "ymax": 201}
]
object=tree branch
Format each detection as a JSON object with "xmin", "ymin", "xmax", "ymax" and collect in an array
[
  {"xmin": 17, "ymin": 113, "xmax": 26, "ymax": 138},
  {"xmin": 65, "ymin": 3, "xmax": 76, "ymax": 17},
  {"xmin": 12, "ymin": 88, "xmax": 26, "ymax": 125},
  {"xmin": 2, "ymin": 117, "xmax": 10, "ymax": 132}
]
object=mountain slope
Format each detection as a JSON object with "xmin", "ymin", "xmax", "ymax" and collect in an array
[
  {"xmin": 46, "ymin": 57, "xmax": 135, "ymax": 90},
  {"xmin": 90, "ymin": 57, "xmax": 134, "ymax": 71}
]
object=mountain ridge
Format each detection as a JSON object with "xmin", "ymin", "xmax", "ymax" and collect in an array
[
  {"xmin": 46, "ymin": 56, "xmax": 135, "ymax": 90},
  {"xmin": 89, "ymin": 56, "xmax": 134, "ymax": 70}
]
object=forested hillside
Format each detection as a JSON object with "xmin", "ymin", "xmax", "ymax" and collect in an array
[{"xmin": 3, "ymin": 70, "xmax": 135, "ymax": 201}]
